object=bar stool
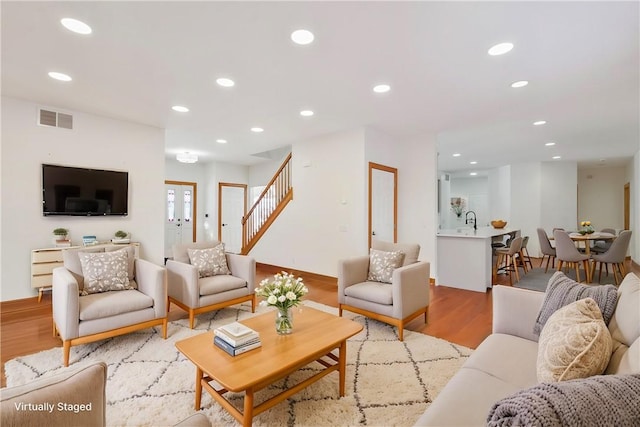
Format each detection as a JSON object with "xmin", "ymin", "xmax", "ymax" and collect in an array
[
  {"xmin": 495, "ymin": 236, "xmax": 523, "ymax": 285},
  {"xmin": 521, "ymin": 236, "xmax": 534, "ymax": 271}
]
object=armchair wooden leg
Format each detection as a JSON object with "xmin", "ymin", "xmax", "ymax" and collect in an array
[
  {"xmin": 162, "ymin": 319, "xmax": 168, "ymax": 339},
  {"xmin": 63, "ymin": 341, "xmax": 71, "ymax": 367},
  {"xmin": 189, "ymin": 311, "xmax": 195, "ymax": 329},
  {"xmin": 338, "ymin": 306, "xmax": 343, "ymax": 317},
  {"xmin": 398, "ymin": 324, "xmax": 404, "ymax": 341},
  {"xmin": 251, "ymin": 295, "xmax": 256, "ymax": 313}
]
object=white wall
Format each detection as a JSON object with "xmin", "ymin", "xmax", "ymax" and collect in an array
[
  {"xmin": 511, "ymin": 162, "xmax": 542, "ymax": 256},
  {"xmin": 249, "ymin": 129, "xmax": 367, "ymax": 275},
  {"xmin": 1, "ymin": 96, "xmax": 165, "ymax": 301},
  {"xmin": 578, "ymin": 165, "xmax": 627, "ymax": 231},
  {"xmin": 397, "ymin": 133, "xmax": 439, "ymax": 276},
  {"xmin": 488, "ymin": 165, "xmax": 511, "ymax": 223},
  {"xmin": 540, "ymin": 161, "xmax": 578, "ymax": 232}
]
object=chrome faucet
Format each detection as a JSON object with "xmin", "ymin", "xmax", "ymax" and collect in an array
[{"xmin": 465, "ymin": 210, "xmax": 477, "ymax": 230}]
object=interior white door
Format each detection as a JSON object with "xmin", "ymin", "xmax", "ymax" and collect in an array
[
  {"xmin": 164, "ymin": 183, "xmax": 195, "ymax": 258},
  {"xmin": 369, "ymin": 163, "xmax": 397, "ymax": 247},
  {"xmin": 220, "ymin": 185, "xmax": 246, "ymax": 254}
]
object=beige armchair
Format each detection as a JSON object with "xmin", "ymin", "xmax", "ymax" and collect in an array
[
  {"xmin": 1, "ymin": 362, "xmax": 107, "ymax": 426},
  {"xmin": 166, "ymin": 241, "xmax": 256, "ymax": 329},
  {"xmin": 53, "ymin": 246, "xmax": 168, "ymax": 367},
  {"xmin": 338, "ymin": 240, "xmax": 430, "ymax": 341}
]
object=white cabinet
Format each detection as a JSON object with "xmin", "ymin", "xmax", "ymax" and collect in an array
[{"xmin": 31, "ymin": 243, "xmax": 140, "ymax": 302}]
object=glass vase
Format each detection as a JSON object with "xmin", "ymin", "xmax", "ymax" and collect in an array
[{"xmin": 275, "ymin": 307, "xmax": 293, "ymax": 335}]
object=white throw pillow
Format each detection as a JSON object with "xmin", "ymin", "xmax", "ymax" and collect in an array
[
  {"xmin": 187, "ymin": 244, "xmax": 231, "ymax": 278},
  {"xmin": 78, "ymin": 250, "xmax": 134, "ymax": 295},
  {"xmin": 367, "ymin": 249, "xmax": 404, "ymax": 284},
  {"xmin": 537, "ymin": 297, "xmax": 613, "ymax": 382}
]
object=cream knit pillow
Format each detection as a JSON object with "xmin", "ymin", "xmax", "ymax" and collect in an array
[{"xmin": 537, "ymin": 297, "xmax": 613, "ymax": 382}]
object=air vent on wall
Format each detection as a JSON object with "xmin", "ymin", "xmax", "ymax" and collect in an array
[{"xmin": 38, "ymin": 108, "xmax": 73, "ymax": 129}]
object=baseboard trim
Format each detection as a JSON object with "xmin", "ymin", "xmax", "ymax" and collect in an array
[
  {"xmin": 257, "ymin": 262, "xmax": 436, "ymax": 286},
  {"xmin": 257, "ymin": 263, "xmax": 337, "ymax": 284}
]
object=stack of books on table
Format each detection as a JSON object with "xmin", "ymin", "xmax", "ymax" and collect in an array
[{"xmin": 213, "ymin": 322, "xmax": 261, "ymax": 356}]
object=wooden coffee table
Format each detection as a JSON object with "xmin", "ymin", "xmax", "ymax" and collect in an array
[{"xmin": 175, "ymin": 306, "xmax": 363, "ymax": 426}]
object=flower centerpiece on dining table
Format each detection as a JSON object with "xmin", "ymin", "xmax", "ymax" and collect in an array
[
  {"xmin": 255, "ymin": 272, "xmax": 308, "ymax": 335},
  {"xmin": 579, "ymin": 220, "xmax": 595, "ymax": 235}
]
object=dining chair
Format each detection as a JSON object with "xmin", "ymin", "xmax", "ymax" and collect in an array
[
  {"xmin": 553, "ymin": 230, "xmax": 591, "ymax": 283},
  {"xmin": 536, "ymin": 228, "xmax": 556, "ymax": 272},
  {"xmin": 591, "ymin": 228, "xmax": 616, "ymax": 254},
  {"xmin": 591, "ymin": 230, "xmax": 632, "ymax": 285},
  {"xmin": 494, "ymin": 236, "xmax": 524, "ymax": 285}
]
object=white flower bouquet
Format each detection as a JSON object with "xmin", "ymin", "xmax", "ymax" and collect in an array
[{"xmin": 255, "ymin": 272, "xmax": 308, "ymax": 311}]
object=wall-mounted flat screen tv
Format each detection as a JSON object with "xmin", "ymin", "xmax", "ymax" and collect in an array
[{"xmin": 42, "ymin": 164, "xmax": 129, "ymax": 216}]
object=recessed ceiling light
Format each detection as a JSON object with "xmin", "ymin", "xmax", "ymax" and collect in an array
[
  {"xmin": 545, "ymin": 142, "xmax": 556, "ymax": 146},
  {"xmin": 48, "ymin": 71, "xmax": 72, "ymax": 82},
  {"xmin": 373, "ymin": 84, "xmax": 391, "ymax": 93},
  {"xmin": 488, "ymin": 42, "xmax": 514, "ymax": 56},
  {"xmin": 552, "ymin": 155, "xmax": 562, "ymax": 160},
  {"xmin": 300, "ymin": 110, "xmax": 314, "ymax": 117},
  {"xmin": 251, "ymin": 127, "xmax": 264, "ymax": 133},
  {"xmin": 533, "ymin": 120, "xmax": 547, "ymax": 126},
  {"xmin": 172, "ymin": 105, "xmax": 189, "ymax": 112},
  {"xmin": 453, "ymin": 153, "xmax": 461, "ymax": 157},
  {"xmin": 61, "ymin": 18, "xmax": 92, "ymax": 35},
  {"xmin": 470, "ymin": 172, "xmax": 478, "ymax": 176},
  {"xmin": 216, "ymin": 78, "xmax": 235, "ymax": 87},
  {"xmin": 511, "ymin": 80, "xmax": 529, "ymax": 88},
  {"xmin": 291, "ymin": 29, "xmax": 314, "ymax": 45},
  {"xmin": 216, "ymin": 139, "xmax": 227, "ymax": 144},
  {"xmin": 470, "ymin": 161, "xmax": 478, "ymax": 165}
]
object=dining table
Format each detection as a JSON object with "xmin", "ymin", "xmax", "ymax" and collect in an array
[{"xmin": 567, "ymin": 231, "xmax": 616, "ymax": 256}]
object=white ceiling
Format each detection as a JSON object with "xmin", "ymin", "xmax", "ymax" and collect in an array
[{"xmin": 2, "ymin": 1, "xmax": 639, "ymax": 172}]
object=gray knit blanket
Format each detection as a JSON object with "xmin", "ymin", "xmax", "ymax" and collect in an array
[
  {"xmin": 533, "ymin": 271, "xmax": 618, "ymax": 335},
  {"xmin": 487, "ymin": 374, "xmax": 640, "ymax": 427}
]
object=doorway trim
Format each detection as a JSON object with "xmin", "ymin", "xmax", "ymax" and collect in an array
[
  {"xmin": 218, "ymin": 182, "xmax": 248, "ymax": 241},
  {"xmin": 624, "ymin": 182, "xmax": 630, "ymax": 230},
  {"xmin": 164, "ymin": 180, "xmax": 197, "ymax": 243},
  {"xmin": 368, "ymin": 162, "xmax": 398, "ymax": 248}
]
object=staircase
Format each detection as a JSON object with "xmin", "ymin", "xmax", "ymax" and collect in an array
[{"xmin": 241, "ymin": 153, "xmax": 293, "ymax": 254}]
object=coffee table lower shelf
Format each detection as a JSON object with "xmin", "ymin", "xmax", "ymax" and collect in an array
[{"xmin": 196, "ymin": 350, "xmax": 342, "ymax": 426}]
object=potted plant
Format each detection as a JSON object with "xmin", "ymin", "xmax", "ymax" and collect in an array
[
  {"xmin": 53, "ymin": 228, "xmax": 70, "ymax": 246},
  {"xmin": 112, "ymin": 230, "xmax": 130, "ymax": 243},
  {"xmin": 53, "ymin": 228, "xmax": 68, "ymax": 241}
]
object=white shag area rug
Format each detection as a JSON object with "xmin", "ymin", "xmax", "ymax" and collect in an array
[{"xmin": 4, "ymin": 301, "xmax": 472, "ymax": 426}]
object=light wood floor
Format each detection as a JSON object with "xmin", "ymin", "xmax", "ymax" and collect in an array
[{"xmin": 2, "ymin": 257, "xmax": 633, "ymax": 388}]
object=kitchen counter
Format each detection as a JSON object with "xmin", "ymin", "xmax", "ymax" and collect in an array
[{"xmin": 436, "ymin": 227, "xmax": 520, "ymax": 292}]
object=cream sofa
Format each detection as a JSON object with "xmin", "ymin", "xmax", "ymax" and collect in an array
[{"xmin": 415, "ymin": 272, "xmax": 640, "ymax": 426}]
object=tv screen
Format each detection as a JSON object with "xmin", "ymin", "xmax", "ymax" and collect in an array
[{"xmin": 42, "ymin": 164, "xmax": 129, "ymax": 216}]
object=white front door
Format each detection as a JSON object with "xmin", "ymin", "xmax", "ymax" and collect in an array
[
  {"xmin": 165, "ymin": 182, "xmax": 196, "ymax": 258},
  {"xmin": 219, "ymin": 184, "xmax": 246, "ymax": 254}
]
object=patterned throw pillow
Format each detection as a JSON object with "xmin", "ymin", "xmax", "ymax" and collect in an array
[
  {"xmin": 367, "ymin": 249, "xmax": 405, "ymax": 284},
  {"xmin": 187, "ymin": 244, "xmax": 231, "ymax": 278},
  {"xmin": 78, "ymin": 250, "xmax": 134, "ymax": 295},
  {"xmin": 537, "ymin": 298, "xmax": 613, "ymax": 382}
]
